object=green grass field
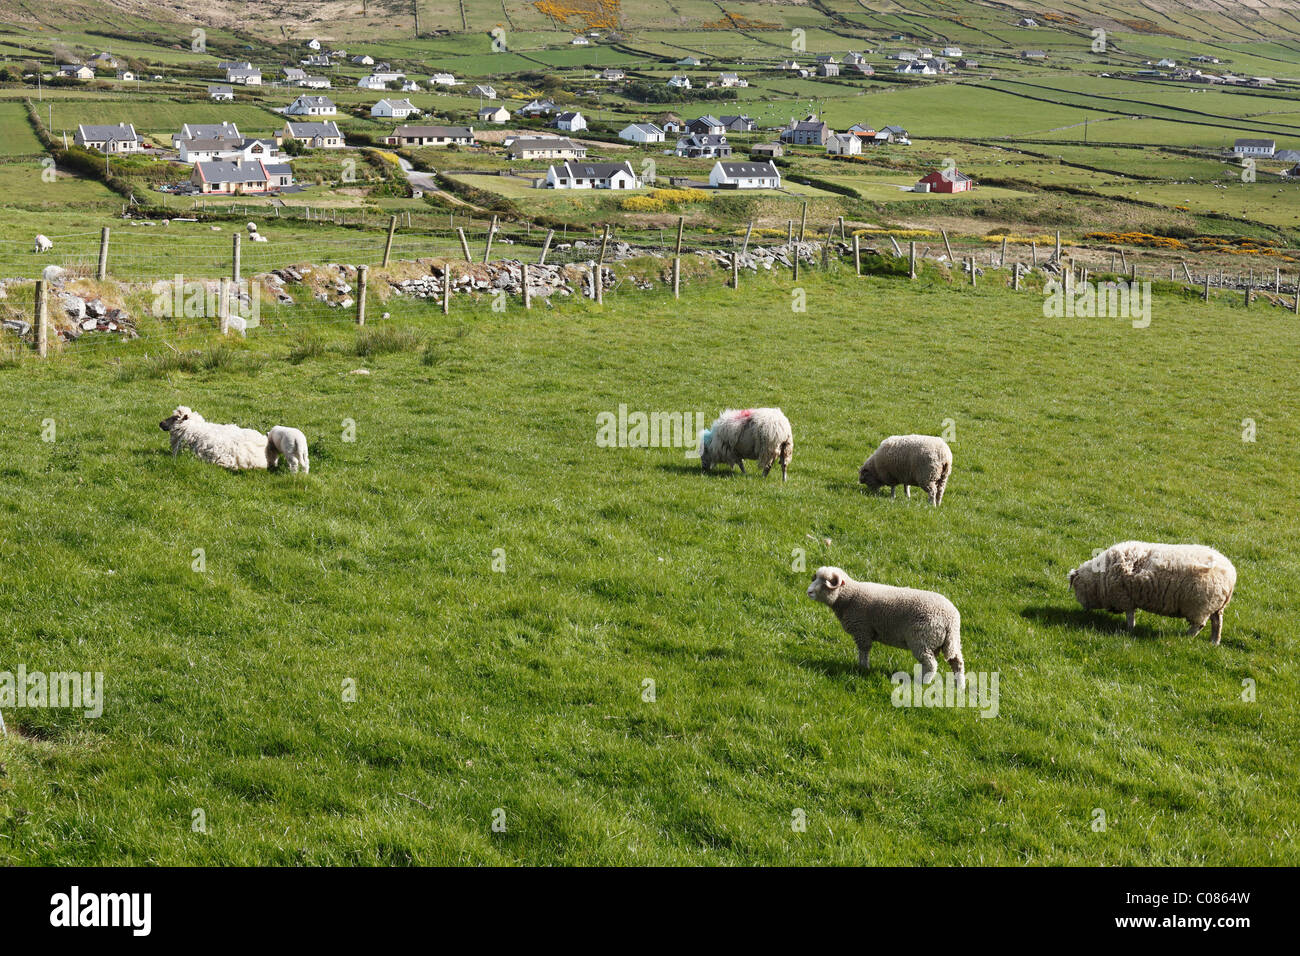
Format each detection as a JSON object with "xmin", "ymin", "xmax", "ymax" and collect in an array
[{"xmin": 0, "ymin": 266, "xmax": 1296, "ymax": 864}]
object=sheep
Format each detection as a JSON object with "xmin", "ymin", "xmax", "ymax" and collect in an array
[
  {"xmin": 159, "ymin": 406, "xmax": 272, "ymax": 470},
  {"xmin": 1068, "ymin": 541, "xmax": 1237, "ymax": 644},
  {"xmin": 699, "ymin": 407, "xmax": 793, "ymax": 481},
  {"xmin": 246, "ymin": 222, "xmax": 268, "ymax": 243},
  {"xmin": 858, "ymin": 434, "xmax": 952, "ymax": 506},
  {"xmin": 266, "ymin": 425, "xmax": 310, "ymax": 474},
  {"xmin": 34, "ymin": 234, "xmax": 52, "ymax": 254},
  {"xmin": 807, "ymin": 566, "xmax": 964, "ymax": 688}
]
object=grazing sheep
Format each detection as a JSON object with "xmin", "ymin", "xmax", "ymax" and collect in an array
[
  {"xmin": 699, "ymin": 407, "xmax": 793, "ymax": 481},
  {"xmin": 1069, "ymin": 541, "xmax": 1237, "ymax": 644},
  {"xmin": 858, "ymin": 434, "xmax": 952, "ymax": 506},
  {"xmin": 247, "ymin": 222, "xmax": 268, "ymax": 243},
  {"xmin": 159, "ymin": 406, "xmax": 272, "ymax": 470},
  {"xmin": 807, "ymin": 566, "xmax": 964, "ymax": 688},
  {"xmin": 267, "ymin": 425, "xmax": 310, "ymax": 474},
  {"xmin": 33, "ymin": 234, "xmax": 52, "ymax": 254}
]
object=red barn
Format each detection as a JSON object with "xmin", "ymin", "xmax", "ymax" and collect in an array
[{"xmin": 917, "ymin": 167, "xmax": 975, "ymax": 193}]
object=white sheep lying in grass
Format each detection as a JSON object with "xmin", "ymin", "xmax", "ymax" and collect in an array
[
  {"xmin": 807, "ymin": 566, "xmax": 964, "ymax": 688},
  {"xmin": 1069, "ymin": 541, "xmax": 1237, "ymax": 644},
  {"xmin": 159, "ymin": 406, "xmax": 271, "ymax": 470},
  {"xmin": 34, "ymin": 234, "xmax": 52, "ymax": 254},
  {"xmin": 247, "ymin": 222, "xmax": 268, "ymax": 243},
  {"xmin": 858, "ymin": 434, "xmax": 952, "ymax": 506},
  {"xmin": 699, "ymin": 407, "xmax": 793, "ymax": 481},
  {"xmin": 266, "ymin": 425, "xmax": 310, "ymax": 473}
]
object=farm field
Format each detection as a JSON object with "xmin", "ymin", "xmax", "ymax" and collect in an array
[{"xmin": 0, "ymin": 269, "xmax": 1297, "ymax": 865}]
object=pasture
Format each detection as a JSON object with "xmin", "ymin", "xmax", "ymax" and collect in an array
[{"xmin": 0, "ymin": 267, "xmax": 1296, "ymax": 865}]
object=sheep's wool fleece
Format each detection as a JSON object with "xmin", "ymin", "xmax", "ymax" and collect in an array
[
  {"xmin": 1070, "ymin": 541, "xmax": 1236, "ymax": 624},
  {"xmin": 167, "ymin": 407, "xmax": 271, "ymax": 470},
  {"xmin": 701, "ymin": 408, "xmax": 793, "ymax": 469},
  {"xmin": 860, "ymin": 435, "xmax": 951, "ymax": 489},
  {"xmin": 267, "ymin": 425, "xmax": 310, "ymax": 473},
  {"xmin": 810, "ymin": 567, "xmax": 961, "ymax": 659}
]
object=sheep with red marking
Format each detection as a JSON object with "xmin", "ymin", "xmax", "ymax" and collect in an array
[{"xmin": 698, "ymin": 408, "xmax": 793, "ymax": 481}]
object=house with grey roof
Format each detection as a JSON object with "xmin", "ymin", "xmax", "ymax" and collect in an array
[{"xmin": 74, "ymin": 123, "xmax": 141, "ymax": 153}]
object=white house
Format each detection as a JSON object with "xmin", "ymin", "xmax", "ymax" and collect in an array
[
  {"xmin": 1233, "ymin": 138, "xmax": 1276, "ymax": 157},
  {"xmin": 284, "ymin": 67, "xmax": 307, "ymax": 83},
  {"xmin": 279, "ymin": 121, "xmax": 345, "ymax": 149},
  {"xmin": 358, "ymin": 72, "xmax": 403, "ymax": 90},
  {"xmin": 226, "ymin": 67, "xmax": 261, "ymax": 85},
  {"xmin": 469, "ymin": 84, "xmax": 496, "ymax": 99},
  {"xmin": 556, "ymin": 111, "xmax": 586, "ymax": 132},
  {"xmin": 58, "ymin": 64, "xmax": 95, "ymax": 80},
  {"xmin": 285, "ymin": 95, "xmax": 336, "ymax": 116},
  {"xmin": 74, "ymin": 123, "xmax": 141, "ymax": 153},
  {"xmin": 826, "ymin": 132, "xmax": 862, "ymax": 156},
  {"xmin": 709, "ymin": 160, "xmax": 781, "ymax": 189},
  {"xmin": 544, "ymin": 160, "xmax": 640, "ymax": 190},
  {"xmin": 571, "ymin": 36, "xmax": 589, "ymax": 45},
  {"xmin": 941, "ymin": 46, "xmax": 962, "ymax": 57},
  {"xmin": 668, "ymin": 74, "xmax": 691, "ymax": 89},
  {"xmin": 716, "ymin": 72, "xmax": 748, "ymax": 88},
  {"xmin": 478, "ymin": 105, "xmax": 510, "ymax": 124},
  {"xmin": 351, "ymin": 55, "xmax": 374, "ymax": 66},
  {"xmin": 208, "ymin": 85, "xmax": 234, "ymax": 101},
  {"xmin": 116, "ymin": 70, "xmax": 135, "ymax": 82},
  {"xmin": 385, "ymin": 125, "xmax": 475, "ymax": 147},
  {"xmin": 619, "ymin": 123, "xmax": 664, "ymax": 143},
  {"xmin": 429, "ymin": 72, "xmax": 457, "ymax": 86},
  {"xmin": 401, "ymin": 80, "xmax": 421, "ymax": 92},
  {"xmin": 506, "ymin": 136, "xmax": 586, "ymax": 160},
  {"xmin": 372, "ymin": 98, "xmax": 421, "ymax": 119}
]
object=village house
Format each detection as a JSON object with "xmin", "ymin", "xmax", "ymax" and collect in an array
[
  {"xmin": 506, "ymin": 137, "xmax": 587, "ymax": 160},
  {"xmin": 871, "ymin": 124, "xmax": 911, "ymax": 145},
  {"xmin": 555, "ymin": 111, "xmax": 587, "ymax": 132},
  {"xmin": 351, "ymin": 54, "xmax": 374, "ymax": 66},
  {"xmin": 687, "ymin": 115, "xmax": 726, "ymax": 136},
  {"xmin": 225, "ymin": 66, "xmax": 262, "ymax": 85},
  {"xmin": 543, "ymin": 160, "xmax": 640, "ymax": 190},
  {"xmin": 718, "ymin": 115, "xmax": 757, "ymax": 133},
  {"xmin": 916, "ymin": 167, "xmax": 974, "ymax": 192},
  {"xmin": 285, "ymin": 95, "xmax": 336, "ymax": 117},
  {"xmin": 278, "ymin": 121, "xmax": 345, "ymax": 149},
  {"xmin": 74, "ymin": 123, "xmax": 141, "ymax": 153},
  {"xmin": 667, "ymin": 74, "xmax": 691, "ymax": 89},
  {"xmin": 173, "ymin": 122, "xmax": 241, "ymax": 150},
  {"xmin": 116, "ymin": 70, "xmax": 136, "ymax": 82},
  {"xmin": 469, "ymin": 84, "xmax": 497, "ymax": 99},
  {"xmin": 190, "ymin": 158, "xmax": 291, "ymax": 194},
  {"xmin": 358, "ymin": 72, "xmax": 403, "ymax": 90},
  {"xmin": 429, "ymin": 72, "xmax": 457, "ymax": 86},
  {"xmin": 619, "ymin": 122, "xmax": 664, "ymax": 143},
  {"xmin": 817, "ymin": 61, "xmax": 840, "ymax": 77},
  {"xmin": 956, "ymin": 58, "xmax": 979, "ymax": 70},
  {"xmin": 709, "ymin": 160, "xmax": 781, "ymax": 189},
  {"xmin": 677, "ymin": 55, "xmax": 701, "ymax": 66},
  {"xmin": 1018, "ymin": 17, "xmax": 1038, "ymax": 27},
  {"xmin": 750, "ymin": 142, "xmax": 783, "ymax": 159},
  {"xmin": 846, "ymin": 122, "xmax": 876, "ymax": 138},
  {"xmin": 88, "ymin": 52, "xmax": 119, "ymax": 69},
  {"xmin": 401, "ymin": 79, "xmax": 421, "ymax": 92},
  {"xmin": 675, "ymin": 133, "xmax": 731, "ymax": 158},
  {"xmin": 597, "ymin": 68, "xmax": 625, "ymax": 81},
  {"xmin": 779, "ymin": 59, "xmax": 800, "ymax": 71},
  {"xmin": 1020, "ymin": 50, "xmax": 1047, "ymax": 60},
  {"xmin": 941, "ymin": 46, "xmax": 962, "ymax": 58},
  {"xmin": 656, "ymin": 112, "xmax": 684, "ymax": 133},
  {"xmin": 716, "ymin": 72, "xmax": 748, "ymax": 88},
  {"xmin": 218, "ymin": 61, "xmax": 251, "ymax": 71},
  {"xmin": 571, "ymin": 35, "xmax": 590, "ymax": 45},
  {"xmin": 781, "ymin": 118, "xmax": 832, "ymax": 146},
  {"xmin": 208, "ymin": 85, "xmax": 234, "ymax": 101},
  {"xmin": 478, "ymin": 105, "xmax": 510, "ymax": 124},
  {"xmin": 826, "ymin": 132, "xmax": 862, "ymax": 156},
  {"xmin": 300, "ymin": 54, "xmax": 332, "ymax": 68},
  {"xmin": 520, "ymin": 98, "xmax": 558, "ymax": 117},
  {"xmin": 284, "ymin": 67, "xmax": 307, "ymax": 83},
  {"xmin": 179, "ymin": 133, "xmax": 279, "ymax": 165},
  {"xmin": 371, "ymin": 98, "xmax": 421, "ymax": 119},
  {"xmin": 385, "ymin": 125, "xmax": 475, "ymax": 147},
  {"xmin": 843, "ymin": 52, "xmax": 866, "ymax": 66},
  {"xmin": 58, "ymin": 64, "xmax": 95, "ymax": 81},
  {"xmin": 1233, "ymin": 138, "xmax": 1276, "ymax": 157}
]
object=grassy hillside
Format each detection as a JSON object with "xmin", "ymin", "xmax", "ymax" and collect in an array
[{"xmin": 0, "ymin": 266, "xmax": 1296, "ymax": 864}]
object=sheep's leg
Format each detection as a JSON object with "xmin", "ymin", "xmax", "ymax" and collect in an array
[
  {"xmin": 915, "ymin": 651, "xmax": 938, "ymax": 684},
  {"xmin": 927, "ymin": 483, "xmax": 939, "ymax": 506},
  {"xmin": 935, "ymin": 474, "xmax": 948, "ymax": 507},
  {"xmin": 1125, "ymin": 610, "xmax": 1135, "ymax": 631},
  {"xmin": 947, "ymin": 654, "xmax": 965, "ymax": 691},
  {"xmin": 1210, "ymin": 610, "xmax": 1223, "ymax": 645},
  {"xmin": 890, "ymin": 486, "xmax": 897, "ymax": 499},
  {"xmin": 762, "ymin": 461, "xmax": 772, "ymax": 477},
  {"xmin": 737, "ymin": 460, "xmax": 746, "ymax": 475},
  {"xmin": 856, "ymin": 640, "xmax": 872, "ymax": 671},
  {"xmin": 904, "ymin": 485, "xmax": 912, "ymax": 499}
]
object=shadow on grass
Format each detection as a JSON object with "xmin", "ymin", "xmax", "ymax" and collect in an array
[{"xmin": 1022, "ymin": 604, "xmax": 1142, "ymax": 636}]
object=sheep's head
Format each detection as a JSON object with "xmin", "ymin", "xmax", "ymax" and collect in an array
[
  {"xmin": 807, "ymin": 566, "xmax": 847, "ymax": 605},
  {"xmin": 160, "ymin": 406, "xmax": 199, "ymax": 431},
  {"xmin": 858, "ymin": 457, "xmax": 881, "ymax": 490},
  {"xmin": 1067, "ymin": 563, "xmax": 1097, "ymax": 609},
  {"xmin": 698, "ymin": 428, "xmax": 714, "ymax": 471}
]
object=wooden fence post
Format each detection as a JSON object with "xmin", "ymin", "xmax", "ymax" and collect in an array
[
  {"xmin": 538, "ymin": 229, "xmax": 553, "ymax": 265},
  {"xmin": 837, "ymin": 215, "xmax": 845, "ymax": 239},
  {"xmin": 483, "ymin": 215, "xmax": 497, "ymax": 263},
  {"xmin": 786, "ymin": 220, "xmax": 793, "ymax": 244},
  {"xmin": 968, "ymin": 256, "xmax": 976, "ymax": 287},
  {"xmin": 1013, "ymin": 263, "xmax": 1021, "ymax": 290},
  {"xmin": 1030, "ymin": 241, "xmax": 1037, "ymax": 267},
  {"xmin": 458, "ymin": 227, "xmax": 471, "ymax": 262},
  {"xmin": 909, "ymin": 241, "xmax": 917, "ymax": 280},
  {"xmin": 799, "ymin": 202, "xmax": 808, "ymax": 242},
  {"xmin": 942, "ymin": 228, "xmax": 954, "ymax": 263},
  {"xmin": 34, "ymin": 279, "xmax": 48, "ymax": 358},
  {"xmin": 382, "ymin": 215, "xmax": 397, "ymax": 267},
  {"xmin": 1203, "ymin": 273, "xmax": 1210, "ymax": 302},
  {"xmin": 853, "ymin": 234, "xmax": 861, "ymax": 276},
  {"xmin": 732, "ymin": 250, "xmax": 739, "ymax": 289},
  {"xmin": 232, "ymin": 232, "xmax": 241, "ymax": 281},
  {"xmin": 596, "ymin": 224, "xmax": 610, "ymax": 304},
  {"xmin": 96, "ymin": 227, "xmax": 110, "ymax": 280},
  {"xmin": 522, "ymin": 263, "xmax": 531, "ymax": 310},
  {"xmin": 742, "ymin": 221, "xmax": 753, "ymax": 256},
  {"xmin": 357, "ymin": 265, "xmax": 368, "ymax": 325},
  {"xmin": 1000, "ymin": 235, "xmax": 1007, "ymax": 268},
  {"xmin": 443, "ymin": 265, "xmax": 451, "ymax": 314}
]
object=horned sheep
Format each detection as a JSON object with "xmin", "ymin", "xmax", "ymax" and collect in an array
[
  {"xmin": 858, "ymin": 434, "xmax": 952, "ymax": 506},
  {"xmin": 807, "ymin": 566, "xmax": 964, "ymax": 688},
  {"xmin": 1069, "ymin": 541, "xmax": 1237, "ymax": 644},
  {"xmin": 699, "ymin": 407, "xmax": 793, "ymax": 481}
]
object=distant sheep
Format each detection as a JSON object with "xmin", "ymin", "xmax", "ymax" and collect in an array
[
  {"xmin": 159, "ymin": 406, "xmax": 272, "ymax": 470},
  {"xmin": 267, "ymin": 425, "xmax": 310, "ymax": 474},
  {"xmin": 859, "ymin": 434, "xmax": 952, "ymax": 506},
  {"xmin": 807, "ymin": 566, "xmax": 964, "ymax": 688},
  {"xmin": 246, "ymin": 222, "xmax": 268, "ymax": 243},
  {"xmin": 699, "ymin": 407, "xmax": 793, "ymax": 481},
  {"xmin": 1069, "ymin": 541, "xmax": 1237, "ymax": 644},
  {"xmin": 34, "ymin": 235, "xmax": 52, "ymax": 254}
]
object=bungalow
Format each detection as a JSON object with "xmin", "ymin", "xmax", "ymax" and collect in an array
[
  {"xmin": 429, "ymin": 72, "xmax": 457, "ymax": 87},
  {"xmin": 226, "ymin": 67, "xmax": 262, "ymax": 85},
  {"xmin": 386, "ymin": 125, "xmax": 475, "ymax": 147},
  {"xmin": 687, "ymin": 115, "xmax": 726, "ymax": 136},
  {"xmin": 717, "ymin": 72, "xmax": 748, "ymax": 88},
  {"xmin": 941, "ymin": 46, "xmax": 962, "ymax": 58},
  {"xmin": 571, "ymin": 35, "xmax": 590, "ymax": 45},
  {"xmin": 750, "ymin": 142, "xmax": 783, "ymax": 159},
  {"xmin": 677, "ymin": 56, "xmax": 701, "ymax": 66},
  {"xmin": 371, "ymin": 98, "xmax": 421, "ymax": 119},
  {"xmin": 781, "ymin": 118, "xmax": 832, "ymax": 146},
  {"xmin": 815, "ymin": 54, "xmax": 838, "ymax": 66},
  {"xmin": 218, "ymin": 61, "xmax": 252, "ymax": 72},
  {"xmin": 555, "ymin": 111, "xmax": 587, "ymax": 132},
  {"xmin": 300, "ymin": 54, "xmax": 332, "ymax": 68},
  {"xmin": 895, "ymin": 61, "xmax": 936, "ymax": 75},
  {"xmin": 597, "ymin": 68, "xmax": 625, "ymax": 81},
  {"xmin": 1020, "ymin": 50, "xmax": 1047, "ymax": 60},
  {"xmin": 544, "ymin": 160, "xmax": 641, "ymax": 190},
  {"xmin": 506, "ymin": 136, "xmax": 586, "ymax": 160},
  {"xmin": 1155, "ymin": 58, "xmax": 1177, "ymax": 68},
  {"xmin": 872, "ymin": 125, "xmax": 911, "ymax": 145},
  {"xmin": 619, "ymin": 122, "xmax": 664, "ymax": 143},
  {"xmin": 173, "ymin": 122, "xmax": 241, "ymax": 150},
  {"xmin": 469, "ymin": 84, "xmax": 497, "ymax": 99},
  {"xmin": 520, "ymin": 98, "xmax": 558, "ymax": 116},
  {"xmin": 359, "ymin": 72, "xmax": 403, "ymax": 90},
  {"xmin": 116, "ymin": 70, "xmax": 136, "ymax": 82},
  {"xmin": 847, "ymin": 122, "xmax": 877, "ymax": 138},
  {"xmin": 1233, "ymin": 138, "xmax": 1275, "ymax": 157},
  {"xmin": 916, "ymin": 167, "xmax": 974, "ymax": 193},
  {"xmin": 709, "ymin": 160, "xmax": 781, "ymax": 189},
  {"xmin": 667, "ymin": 74, "xmax": 692, "ymax": 89},
  {"xmin": 58, "ymin": 65, "xmax": 95, "ymax": 81},
  {"xmin": 1191, "ymin": 55, "xmax": 1221, "ymax": 64},
  {"xmin": 284, "ymin": 67, "xmax": 307, "ymax": 83},
  {"xmin": 675, "ymin": 134, "xmax": 731, "ymax": 158},
  {"xmin": 401, "ymin": 80, "xmax": 421, "ymax": 92},
  {"xmin": 208, "ymin": 85, "xmax": 234, "ymax": 101},
  {"xmin": 279, "ymin": 121, "xmax": 345, "ymax": 149},
  {"xmin": 190, "ymin": 158, "xmax": 276, "ymax": 194},
  {"xmin": 351, "ymin": 55, "xmax": 374, "ymax": 66},
  {"xmin": 74, "ymin": 123, "xmax": 141, "ymax": 154},
  {"xmin": 285, "ymin": 95, "xmax": 336, "ymax": 117},
  {"xmin": 478, "ymin": 106, "xmax": 510, "ymax": 124},
  {"xmin": 1018, "ymin": 17, "xmax": 1038, "ymax": 27},
  {"xmin": 718, "ymin": 115, "xmax": 756, "ymax": 133},
  {"xmin": 826, "ymin": 132, "xmax": 862, "ymax": 156}
]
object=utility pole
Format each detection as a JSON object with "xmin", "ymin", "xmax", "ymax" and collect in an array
[{"xmin": 413, "ymin": 0, "xmax": 420, "ymax": 37}]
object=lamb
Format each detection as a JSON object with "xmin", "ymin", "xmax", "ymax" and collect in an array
[
  {"xmin": 1068, "ymin": 541, "xmax": 1237, "ymax": 644},
  {"xmin": 34, "ymin": 234, "xmax": 52, "ymax": 254},
  {"xmin": 699, "ymin": 407, "xmax": 793, "ymax": 481},
  {"xmin": 858, "ymin": 434, "xmax": 952, "ymax": 506},
  {"xmin": 807, "ymin": 566, "xmax": 964, "ymax": 688},
  {"xmin": 266, "ymin": 425, "xmax": 310, "ymax": 474},
  {"xmin": 159, "ymin": 406, "xmax": 272, "ymax": 470}
]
